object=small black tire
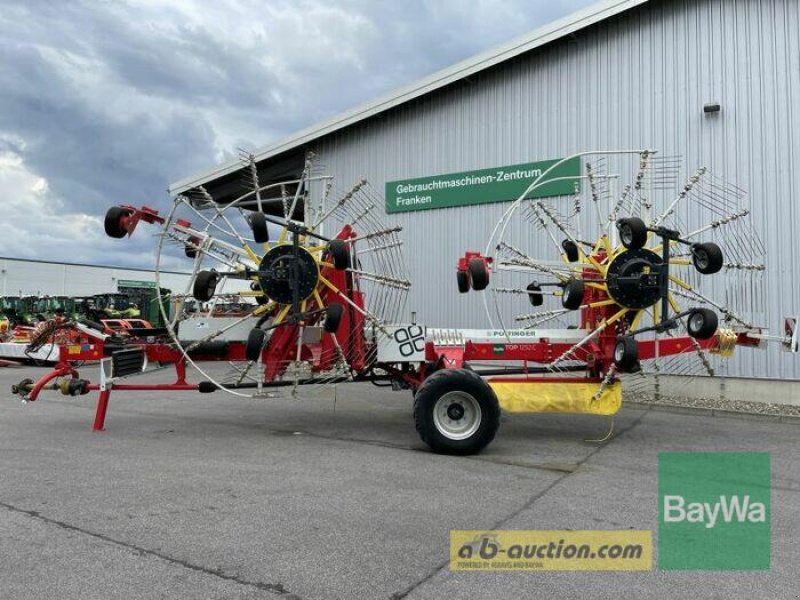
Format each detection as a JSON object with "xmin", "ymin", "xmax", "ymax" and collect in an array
[
  {"xmin": 413, "ymin": 368, "xmax": 500, "ymax": 455},
  {"xmin": 692, "ymin": 243, "xmax": 724, "ymax": 275},
  {"xmin": 686, "ymin": 308, "xmax": 718, "ymax": 340},
  {"xmin": 562, "ymin": 239, "xmax": 580, "ymax": 263},
  {"xmin": 527, "ymin": 282, "xmax": 544, "ymax": 306},
  {"xmin": 104, "ymin": 206, "xmax": 131, "ymax": 239},
  {"xmin": 456, "ymin": 270, "xmax": 470, "ymax": 294},
  {"xmin": 250, "ymin": 281, "xmax": 268, "ymax": 305},
  {"xmin": 614, "ymin": 336, "xmax": 639, "ymax": 372},
  {"xmin": 185, "ymin": 237, "xmax": 199, "ymax": 258},
  {"xmin": 251, "ymin": 213, "xmax": 269, "ymax": 244},
  {"xmin": 193, "ymin": 270, "xmax": 218, "ymax": 302},
  {"xmin": 328, "ymin": 240, "xmax": 350, "ymax": 270},
  {"xmin": 323, "ymin": 303, "xmax": 344, "ymax": 333},
  {"xmin": 617, "ymin": 217, "xmax": 648, "ymax": 250},
  {"xmin": 561, "ymin": 278, "xmax": 585, "ymax": 310},
  {"xmin": 468, "ymin": 258, "xmax": 489, "ymax": 291},
  {"xmin": 245, "ymin": 328, "xmax": 266, "ymax": 361}
]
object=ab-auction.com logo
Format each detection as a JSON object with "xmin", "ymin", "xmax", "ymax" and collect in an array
[
  {"xmin": 450, "ymin": 530, "xmax": 652, "ymax": 571},
  {"xmin": 658, "ymin": 452, "xmax": 771, "ymax": 570}
]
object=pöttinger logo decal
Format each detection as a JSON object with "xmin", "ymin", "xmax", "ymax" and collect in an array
[{"xmin": 658, "ymin": 452, "xmax": 771, "ymax": 570}]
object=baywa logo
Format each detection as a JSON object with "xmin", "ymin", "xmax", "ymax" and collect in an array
[
  {"xmin": 658, "ymin": 452, "xmax": 771, "ymax": 570},
  {"xmin": 663, "ymin": 494, "xmax": 766, "ymax": 529}
]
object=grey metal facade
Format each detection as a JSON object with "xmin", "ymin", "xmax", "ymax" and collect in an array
[{"xmin": 308, "ymin": 0, "xmax": 800, "ymax": 380}]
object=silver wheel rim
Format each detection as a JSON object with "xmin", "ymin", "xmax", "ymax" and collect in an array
[
  {"xmin": 621, "ymin": 226, "xmax": 632, "ymax": 246},
  {"xmin": 689, "ymin": 313, "xmax": 704, "ymax": 332},
  {"xmin": 433, "ymin": 391, "xmax": 482, "ymax": 441},
  {"xmin": 614, "ymin": 343, "xmax": 625, "ymax": 362}
]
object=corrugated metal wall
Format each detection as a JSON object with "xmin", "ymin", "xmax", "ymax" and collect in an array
[
  {"xmin": 312, "ymin": 0, "xmax": 800, "ymax": 380},
  {"xmin": 0, "ymin": 259, "xmax": 190, "ymax": 297}
]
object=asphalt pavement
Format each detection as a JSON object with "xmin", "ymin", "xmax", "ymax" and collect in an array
[{"xmin": 1, "ymin": 365, "xmax": 798, "ymax": 599}]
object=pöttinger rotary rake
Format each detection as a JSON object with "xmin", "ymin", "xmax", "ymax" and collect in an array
[
  {"xmin": 12, "ymin": 150, "xmax": 796, "ymax": 455},
  {"xmin": 458, "ymin": 149, "xmax": 788, "ymax": 421}
]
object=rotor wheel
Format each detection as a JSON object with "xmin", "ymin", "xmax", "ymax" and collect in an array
[
  {"xmin": 323, "ymin": 303, "xmax": 344, "ymax": 333},
  {"xmin": 617, "ymin": 217, "xmax": 648, "ymax": 250},
  {"xmin": 692, "ymin": 243, "xmax": 724, "ymax": 275},
  {"xmin": 468, "ymin": 258, "xmax": 489, "ymax": 291},
  {"xmin": 456, "ymin": 270, "xmax": 470, "ymax": 294},
  {"xmin": 245, "ymin": 328, "xmax": 266, "ymax": 362},
  {"xmin": 328, "ymin": 240, "xmax": 350, "ymax": 270},
  {"xmin": 562, "ymin": 239, "xmax": 580, "ymax": 262},
  {"xmin": 686, "ymin": 308, "xmax": 718, "ymax": 339},
  {"xmin": 193, "ymin": 270, "xmax": 218, "ymax": 302},
  {"xmin": 527, "ymin": 282, "xmax": 543, "ymax": 306},
  {"xmin": 104, "ymin": 206, "xmax": 131, "ymax": 239},
  {"xmin": 561, "ymin": 278, "xmax": 585, "ymax": 310},
  {"xmin": 250, "ymin": 213, "xmax": 269, "ymax": 244},
  {"xmin": 613, "ymin": 336, "xmax": 639, "ymax": 372}
]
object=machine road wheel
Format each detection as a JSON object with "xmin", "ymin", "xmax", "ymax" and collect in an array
[{"xmin": 413, "ymin": 369, "xmax": 500, "ymax": 455}]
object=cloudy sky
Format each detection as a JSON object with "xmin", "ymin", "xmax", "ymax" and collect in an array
[{"xmin": 0, "ymin": 0, "xmax": 594, "ymax": 270}]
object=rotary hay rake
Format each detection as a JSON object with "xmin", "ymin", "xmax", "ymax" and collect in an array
[
  {"xmin": 150, "ymin": 152, "xmax": 412, "ymax": 397},
  {"xmin": 11, "ymin": 149, "xmax": 796, "ymax": 455},
  {"xmin": 457, "ymin": 149, "xmax": 791, "ymax": 432}
]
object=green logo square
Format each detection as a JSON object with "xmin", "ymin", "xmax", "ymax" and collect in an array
[{"xmin": 658, "ymin": 452, "xmax": 771, "ymax": 570}]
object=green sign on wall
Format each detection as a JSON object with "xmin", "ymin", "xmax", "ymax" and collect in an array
[
  {"xmin": 385, "ymin": 157, "xmax": 580, "ymax": 214},
  {"xmin": 117, "ymin": 280, "xmax": 157, "ymax": 289}
]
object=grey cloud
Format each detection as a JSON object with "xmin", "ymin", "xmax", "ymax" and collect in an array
[{"xmin": 0, "ymin": 0, "xmax": 594, "ymax": 269}]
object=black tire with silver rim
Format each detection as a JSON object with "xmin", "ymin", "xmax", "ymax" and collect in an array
[
  {"xmin": 413, "ymin": 368, "xmax": 500, "ymax": 455},
  {"xmin": 613, "ymin": 336, "xmax": 639, "ymax": 372},
  {"xmin": 616, "ymin": 217, "xmax": 648, "ymax": 250},
  {"xmin": 561, "ymin": 277, "xmax": 585, "ymax": 310},
  {"xmin": 691, "ymin": 242, "xmax": 724, "ymax": 275},
  {"xmin": 193, "ymin": 270, "xmax": 219, "ymax": 302},
  {"xmin": 686, "ymin": 308, "xmax": 718, "ymax": 339}
]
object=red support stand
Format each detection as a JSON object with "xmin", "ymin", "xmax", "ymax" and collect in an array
[{"xmin": 93, "ymin": 388, "xmax": 111, "ymax": 431}]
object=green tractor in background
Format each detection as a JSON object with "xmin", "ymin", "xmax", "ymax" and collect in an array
[
  {"xmin": 117, "ymin": 283, "xmax": 172, "ymax": 328},
  {"xmin": 32, "ymin": 296, "xmax": 83, "ymax": 321},
  {"xmin": 15, "ymin": 296, "xmax": 40, "ymax": 326},
  {"xmin": 0, "ymin": 296, "xmax": 20, "ymax": 323},
  {"xmin": 80, "ymin": 293, "xmax": 141, "ymax": 322}
]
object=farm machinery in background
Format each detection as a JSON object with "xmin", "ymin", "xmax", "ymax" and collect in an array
[
  {"xmin": 10, "ymin": 151, "xmax": 796, "ymax": 454},
  {"xmin": 0, "ymin": 289, "xmax": 169, "ymax": 356}
]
